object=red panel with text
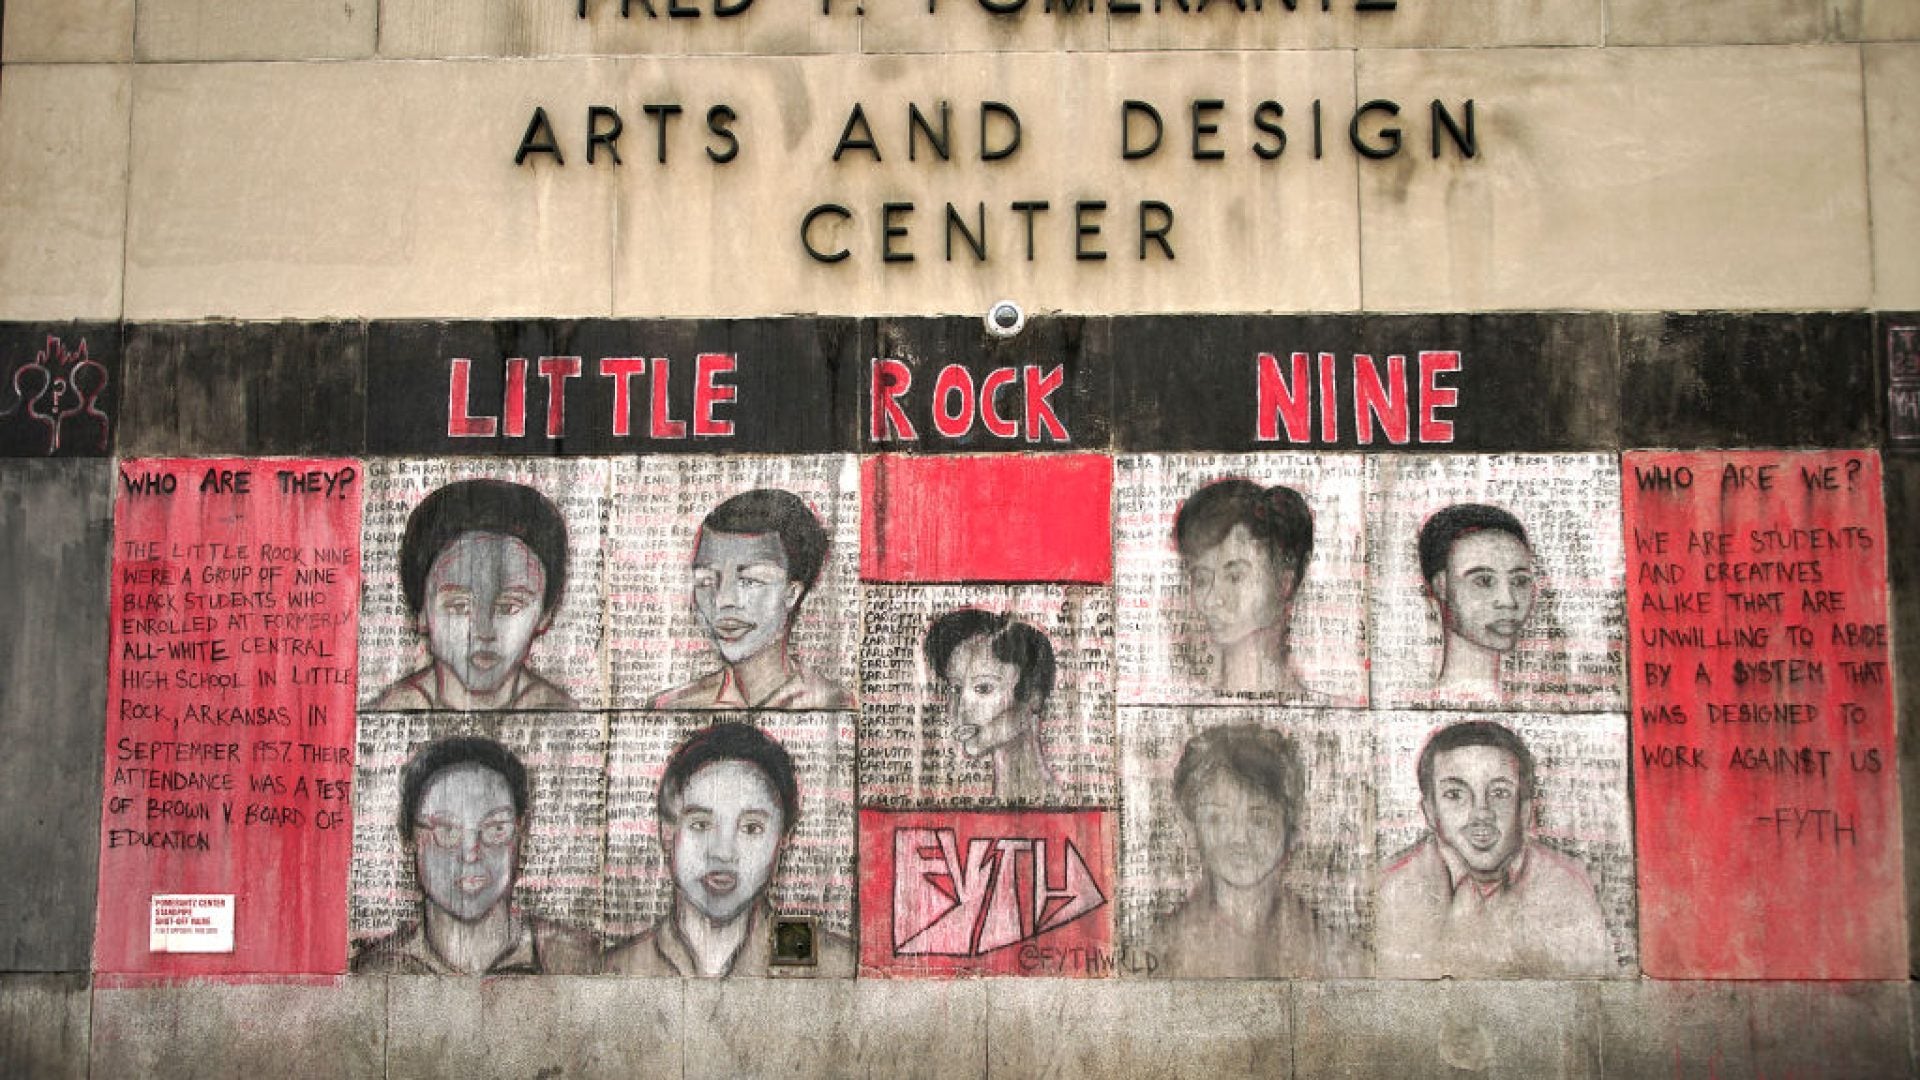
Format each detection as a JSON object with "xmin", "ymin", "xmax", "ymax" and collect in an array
[
  {"xmin": 95, "ymin": 459, "xmax": 362, "ymax": 979},
  {"xmin": 1624, "ymin": 450, "xmax": 1904, "ymax": 978},
  {"xmin": 861, "ymin": 454, "xmax": 1113, "ymax": 583},
  {"xmin": 859, "ymin": 808, "xmax": 1117, "ymax": 977}
]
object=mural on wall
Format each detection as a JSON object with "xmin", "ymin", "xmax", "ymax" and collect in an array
[
  {"xmin": 352, "ymin": 710, "xmax": 857, "ymax": 978},
  {"xmin": 854, "ymin": 450, "xmax": 1123, "ymax": 978},
  {"xmin": 1114, "ymin": 454, "xmax": 1372, "ymax": 708},
  {"xmin": 350, "ymin": 711, "xmax": 607, "ymax": 974},
  {"xmin": 1626, "ymin": 450, "xmax": 1906, "ymax": 979},
  {"xmin": 605, "ymin": 456, "xmax": 860, "ymax": 711},
  {"xmin": 1372, "ymin": 713, "xmax": 1633, "ymax": 978},
  {"xmin": 650, "ymin": 492, "xmax": 852, "ymax": 709},
  {"xmin": 78, "ymin": 317, "xmax": 1906, "ymax": 987},
  {"xmin": 1369, "ymin": 455, "xmax": 1628, "ymax": 712},
  {"xmin": 96, "ymin": 458, "xmax": 361, "ymax": 978},
  {"xmin": 359, "ymin": 459, "xmax": 611, "ymax": 711},
  {"xmin": 1119, "ymin": 707, "xmax": 1373, "ymax": 979}
]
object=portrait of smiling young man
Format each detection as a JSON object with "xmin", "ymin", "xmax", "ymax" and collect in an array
[{"xmin": 1376, "ymin": 720, "xmax": 1611, "ymax": 978}]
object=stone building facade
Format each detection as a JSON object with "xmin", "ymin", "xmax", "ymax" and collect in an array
[{"xmin": 2, "ymin": 0, "xmax": 1918, "ymax": 1075}]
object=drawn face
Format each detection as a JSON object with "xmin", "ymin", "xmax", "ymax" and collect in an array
[
  {"xmin": 420, "ymin": 531, "xmax": 550, "ymax": 697},
  {"xmin": 1184, "ymin": 524, "xmax": 1297, "ymax": 649},
  {"xmin": 691, "ymin": 530, "xmax": 802, "ymax": 666},
  {"xmin": 946, "ymin": 636, "xmax": 1034, "ymax": 759},
  {"xmin": 412, "ymin": 764, "xmax": 520, "ymax": 922},
  {"xmin": 1432, "ymin": 530, "xmax": 1537, "ymax": 655},
  {"xmin": 666, "ymin": 760, "xmax": 786, "ymax": 924},
  {"xmin": 1424, "ymin": 745, "xmax": 1527, "ymax": 882},
  {"xmin": 1187, "ymin": 769, "xmax": 1291, "ymax": 889}
]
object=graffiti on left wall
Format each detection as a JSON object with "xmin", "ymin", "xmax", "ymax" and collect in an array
[{"xmin": 1, "ymin": 335, "xmax": 111, "ymax": 455}]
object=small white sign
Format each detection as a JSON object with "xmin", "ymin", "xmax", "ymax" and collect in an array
[{"xmin": 149, "ymin": 894, "xmax": 235, "ymax": 953}]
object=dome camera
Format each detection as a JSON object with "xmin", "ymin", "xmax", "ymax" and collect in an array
[{"xmin": 984, "ymin": 300, "xmax": 1026, "ymax": 339}]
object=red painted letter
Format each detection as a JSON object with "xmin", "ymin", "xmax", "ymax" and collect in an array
[
  {"xmin": 1023, "ymin": 365, "xmax": 1069, "ymax": 443},
  {"xmin": 537, "ymin": 356, "xmax": 582, "ymax": 438},
  {"xmin": 446, "ymin": 358, "xmax": 499, "ymax": 437},
  {"xmin": 1353, "ymin": 353, "xmax": 1410, "ymax": 445},
  {"xmin": 980, "ymin": 368, "xmax": 1019, "ymax": 437},
  {"xmin": 872, "ymin": 358, "xmax": 917, "ymax": 441},
  {"xmin": 933, "ymin": 365, "xmax": 976, "ymax": 438},
  {"xmin": 1418, "ymin": 350, "xmax": 1461, "ymax": 443},
  {"xmin": 1317, "ymin": 352, "xmax": 1339, "ymax": 443},
  {"xmin": 694, "ymin": 352, "xmax": 738, "ymax": 437},
  {"xmin": 1255, "ymin": 352, "xmax": 1311, "ymax": 443},
  {"xmin": 600, "ymin": 357, "xmax": 646, "ymax": 437},
  {"xmin": 650, "ymin": 357, "xmax": 686, "ymax": 438},
  {"xmin": 503, "ymin": 358, "xmax": 529, "ymax": 438}
]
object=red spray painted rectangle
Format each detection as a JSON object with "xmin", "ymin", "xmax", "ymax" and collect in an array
[
  {"xmin": 95, "ymin": 459, "xmax": 362, "ymax": 978},
  {"xmin": 858, "ymin": 807, "xmax": 1116, "ymax": 978},
  {"xmin": 1623, "ymin": 450, "xmax": 1905, "ymax": 979},
  {"xmin": 861, "ymin": 455, "xmax": 1113, "ymax": 583}
]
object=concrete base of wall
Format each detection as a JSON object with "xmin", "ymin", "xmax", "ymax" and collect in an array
[{"xmin": 4, "ymin": 975, "xmax": 1910, "ymax": 1079}]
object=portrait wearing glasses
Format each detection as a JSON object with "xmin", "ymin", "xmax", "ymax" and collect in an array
[{"xmin": 351, "ymin": 736, "xmax": 597, "ymax": 974}]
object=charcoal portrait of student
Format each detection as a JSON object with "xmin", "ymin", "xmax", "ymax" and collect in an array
[
  {"xmin": 351, "ymin": 737, "xmax": 597, "ymax": 975},
  {"xmin": 604, "ymin": 722, "xmax": 854, "ymax": 977},
  {"xmin": 372, "ymin": 479, "xmax": 577, "ymax": 711},
  {"xmin": 923, "ymin": 608, "xmax": 1058, "ymax": 803},
  {"xmin": 1174, "ymin": 479, "xmax": 1316, "ymax": 698},
  {"xmin": 1376, "ymin": 720, "xmax": 1611, "ymax": 978},
  {"xmin": 1418, "ymin": 504, "xmax": 1539, "ymax": 696},
  {"xmin": 1148, "ymin": 724, "xmax": 1364, "ymax": 978},
  {"xmin": 651, "ymin": 489, "xmax": 853, "ymax": 711}
]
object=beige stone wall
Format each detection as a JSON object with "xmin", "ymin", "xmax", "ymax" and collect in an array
[
  {"xmin": 10, "ymin": 971, "xmax": 1911, "ymax": 1078},
  {"xmin": 2, "ymin": 0, "xmax": 1916, "ymax": 319}
]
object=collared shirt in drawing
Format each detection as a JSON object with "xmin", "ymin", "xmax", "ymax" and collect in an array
[
  {"xmin": 369, "ymin": 664, "xmax": 577, "ymax": 711},
  {"xmin": 350, "ymin": 910, "xmax": 599, "ymax": 975},
  {"xmin": 648, "ymin": 658, "xmax": 853, "ymax": 711},
  {"xmin": 1375, "ymin": 836, "xmax": 1612, "ymax": 978},
  {"xmin": 1147, "ymin": 878, "xmax": 1367, "ymax": 979},
  {"xmin": 602, "ymin": 901, "xmax": 855, "ymax": 978}
]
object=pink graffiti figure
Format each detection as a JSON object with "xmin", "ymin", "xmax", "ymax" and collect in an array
[{"xmin": 6, "ymin": 337, "xmax": 109, "ymax": 454}]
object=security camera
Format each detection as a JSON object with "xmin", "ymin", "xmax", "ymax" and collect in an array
[{"xmin": 984, "ymin": 301, "xmax": 1026, "ymax": 339}]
